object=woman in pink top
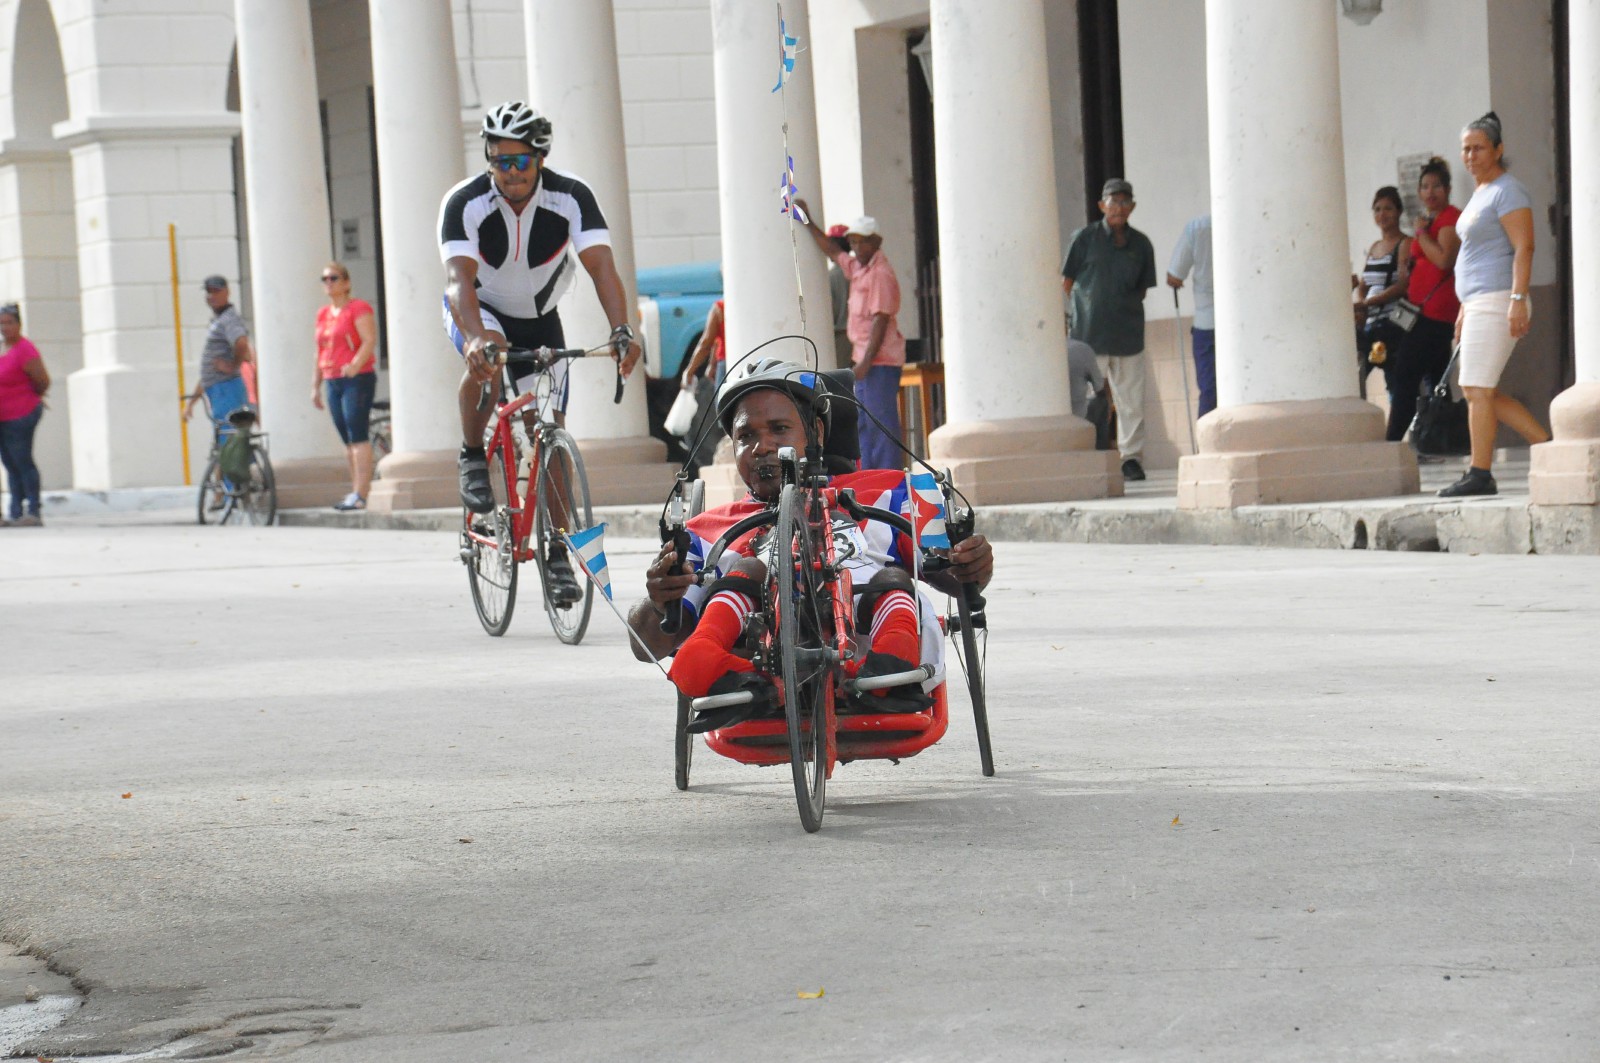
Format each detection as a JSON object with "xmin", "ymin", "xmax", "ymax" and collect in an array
[
  {"xmin": 0, "ymin": 302, "xmax": 50, "ymax": 526},
  {"xmin": 311, "ymin": 262, "xmax": 378, "ymax": 511}
]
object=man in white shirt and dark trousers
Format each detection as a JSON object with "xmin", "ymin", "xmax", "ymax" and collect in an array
[{"xmin": 1166, "ymin": 213, "xmax": 1215, "ymax": 418}]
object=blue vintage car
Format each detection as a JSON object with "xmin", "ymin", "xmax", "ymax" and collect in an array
[
  {"xmin": 637, "ymin": 260, "xmax": 722, "ymax": 380},
  {"xmin": 637, "ymin": 260, "xmax": 723, "ymax": 469}
]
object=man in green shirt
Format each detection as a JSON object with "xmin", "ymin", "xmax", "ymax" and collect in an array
[{"xmin": 1061, "ymin": 179, "xmax": 1158, "ymax": 480}]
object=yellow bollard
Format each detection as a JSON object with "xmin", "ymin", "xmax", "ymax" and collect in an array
[{"xmin": 169, "ymin": 223, "xmax": 191, "ymax": 485}]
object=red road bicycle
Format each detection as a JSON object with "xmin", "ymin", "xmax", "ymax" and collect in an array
[{"xmin": 459, "ymin": 343, "xmax": 617, "ymax": 642}]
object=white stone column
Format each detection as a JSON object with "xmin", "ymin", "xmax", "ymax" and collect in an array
[
  {"xmin": 366, "ymin": 0, "xmax": 466, "ymax": 511},
  {"xmin": 234, "ymin": 0, "xmax": 346, "ymax": 508},
  {"xmin": 526, "ymin": 0, "xmax": 673, "ymax": 506},
  {"xmin": 923, "ymin": 0, "xmax": 1118, "ymax": 504},
  {"xmin": 1529, "ymin": 0, "xmax": 1600, "ymax": 517},
  {"xmin": 702, "ymin": 0, "xmax": 832, "ymax": 503},
  {"xmin": 1176, "ymin": 0, "xmax": 1417, "ymax": 508},
  {"xmin": 56, "ymin": 117, "xmax": 243, "ymax": 490},
  {"xmin": 711, "ymin": 0, "xmax": 831, "ymax": 361}
]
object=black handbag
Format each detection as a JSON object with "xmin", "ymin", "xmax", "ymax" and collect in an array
[{"xmin": 1409, "ymin": 348, "xmax": 1471, "ymax": 456}]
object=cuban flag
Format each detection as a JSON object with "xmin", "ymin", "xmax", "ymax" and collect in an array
[
  {"xmin": 565, "ymin": 523, "xmax": 612, "ymax": 601},
  {"xmin": 779, "ymin": 155, "xmax": 799, "ymax": 218},
  {"xmin": 907, "ymin": 472, "xmax": 951, "ymax": 551},
  {"xmin": 772, "ymin": 12, "xmax": 799, "ymax": 93}
]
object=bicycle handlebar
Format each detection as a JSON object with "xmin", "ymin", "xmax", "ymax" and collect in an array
[{"xmin": 476, "ymin": 342, "xmax": 626, "ymax": 412}]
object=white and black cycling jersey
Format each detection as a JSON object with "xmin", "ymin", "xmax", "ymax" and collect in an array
[{"xmin": 437, "ymin": 168, "xmax": 610, "ymax": 320}]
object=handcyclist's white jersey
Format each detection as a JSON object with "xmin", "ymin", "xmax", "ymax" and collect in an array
[{"xmin": 437, "ymin": 168, "xmax": 610, "ymax": 319}]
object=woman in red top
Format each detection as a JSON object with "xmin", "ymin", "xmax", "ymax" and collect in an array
[
  {"xmin": 311, "ymin": 262, "xmax": 379, "ymax": 510},
  {"xmin": 1387, "ymin": 157, "xmax": 1462, "ymax": 442},
  {"xmin": 0, "ymin": 302, "xmax": 50, "ymax": 526}
]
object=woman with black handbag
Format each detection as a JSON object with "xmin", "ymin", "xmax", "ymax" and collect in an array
[
  {"xmin": 1353, "ymin": 187, "xmax": 1412, "ymax": 401},
  {"xmin": 1438, "ymin": 113, "xmax": 1549, "ymax": 498},
  {"xmin": 1386, "ymin": 158, "xmax": 1461, "ymax": 443}
]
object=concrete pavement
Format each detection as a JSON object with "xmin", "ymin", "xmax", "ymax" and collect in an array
[{"xmin": 3, "ymin": 518, "xmax": 1599, "ymax": 1060}]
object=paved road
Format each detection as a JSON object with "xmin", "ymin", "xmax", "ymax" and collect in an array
[{"xmin": 3, "ymin": 520, "xmax": 1598, "ymax": 1061}]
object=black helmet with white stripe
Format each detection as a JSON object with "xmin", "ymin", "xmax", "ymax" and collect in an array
[{"xmin": 481, "ymin": 101, "xmax": 553, "ymax": 154}]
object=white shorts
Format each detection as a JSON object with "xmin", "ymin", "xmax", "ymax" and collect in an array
[{"xmin": 1457, "ymin": 290, "xmax": 1523, "ymax": 389}]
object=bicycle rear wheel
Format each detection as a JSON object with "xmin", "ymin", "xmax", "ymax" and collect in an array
[
  {"xmin": 954, "ymin": 594, "xmax": 994, "ymax": 776},
  {"xmin": 774, "ymin": 483, "xmax": 832, "ymax": 833},
  {"xmin": 465, "ymin": 446, "xmax": 518, "ymax": 636},
  {"xmin": 243, "ymin": 445, "xmax": 276, "ymax": 526},
  {"xmin": 533, "ymin": 428, "xmax": 594, "ymax": 645},
  {"xmin": 196, "ymin": 455, "xmax": 224, "ymax": 525}
]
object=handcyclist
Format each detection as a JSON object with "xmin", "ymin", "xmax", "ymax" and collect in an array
[
  {"xmin": 440, "ymin": 100, "xmax": 642, "ymax": 602},
  {"xmin": 626, "ymin": 357, "xmax": 993, "ymax": 731}
]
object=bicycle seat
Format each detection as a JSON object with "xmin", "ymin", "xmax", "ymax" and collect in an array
[
  {"xmin": 370, "ymin": 400, "xmax": 390, "ymax": 411},
  {"xmin": 226, "ymin": 405, "xmax": 259, "ymax": 429}
]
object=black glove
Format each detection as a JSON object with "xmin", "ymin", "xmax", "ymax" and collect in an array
[
  {"xmin": 848, "ymin": 652, "xmax": 933, "ymax": 715},
  {"xmin": 687, "ymin": 670, "xmax": 780, "ymax": 734}
]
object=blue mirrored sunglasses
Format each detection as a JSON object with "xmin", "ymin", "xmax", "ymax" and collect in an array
[{"xmin": 489, "ymin": 154, "xmax": 537, "ymax": 173}]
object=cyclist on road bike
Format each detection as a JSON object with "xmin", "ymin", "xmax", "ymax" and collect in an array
[
  {"xmin": 440, "ymin": 100, "xmax": 642, "ymax": 602},
  {"xmin": 627, "ymin": 357, "xmax": 994, "ymax": 731}
]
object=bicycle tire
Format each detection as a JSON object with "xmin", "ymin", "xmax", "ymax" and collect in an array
[
  {"xmin": 955, "ymin": 594, "xmax": 995, "ymax": 777},
  {"xmin": 369, "ymin": 422, "xmax": 391, "ymax": 470},
  {"xmin": 196, "ymin": 455, "xmax": 224, "ymax": 525},
  {"xmin": 674, "ymin": 693, "xmax": 694, "ymax": 791},
  {"xmin": 533, "ymin": 428, "xmax": 593, "ymax": 646},
  {"xmin": 244, "ymin": 445, "xmax": 277, "ymax": 526},
  {"xmin": 465, "ymin": 446, "xmax": 518, "ymax": 636},
  {"xmin": 774, "ymin": 483, "xmax": 830, "ymax": 833}
]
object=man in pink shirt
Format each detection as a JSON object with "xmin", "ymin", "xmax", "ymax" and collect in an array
[{"xmin": 796, "ymin": 203, "xmax": 907, "ymax": 469}]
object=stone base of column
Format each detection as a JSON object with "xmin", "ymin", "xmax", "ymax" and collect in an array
[
  {"xmin": 928, "ymin": 415, "xmax": 1122, "ymax": 505},
  {"xmin": 1177, "ymin": 398, "xmax": 1419, "ymax": 509},
  {"xmin": 68, "ymin": 365, "xmax": 185, "ymax": 489},
  {"xmin": 367, "ymin": 450, "xmax": 459, "ymax": 512},
  {"xmin": 574, "ymin": 435, "xmax": 676, "ymax": 506},
  {"xmin": 1529, "ymin": 383, "xmax": 1600, "ymax": 505},
  {"xmin": 271, "ymin": 456, "xmax": 352, "ymax": 510}
]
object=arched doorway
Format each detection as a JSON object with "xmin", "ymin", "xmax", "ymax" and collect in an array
[{"xmin": 0, "ymin": 0, "xmax": 82, "ymax": 490}]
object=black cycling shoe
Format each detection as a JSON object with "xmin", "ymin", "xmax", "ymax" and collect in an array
[
  {"xmin": 458, "ymin": 450, "xmax": 495, "ymax": 514},
  {"xmin": 543, "ymin": 547, "xmax": 585, "ymax": 605},
  {"xmin": 846, "ymin": 652, "xmax": 934, "ymax": 715},
  {"xmin": 1121, "ymin": 458, "xmax": 1147, "ymax": 482},
  {"xmin": 687, "ymin": 671, "xmax": 780, "ymax": 734},
  {"xmin": 1438, "ymin": 467, "xmax": 1498, "ymax": 498}
]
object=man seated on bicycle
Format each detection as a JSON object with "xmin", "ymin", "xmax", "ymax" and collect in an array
[
  {"xmin": 627, "ymin": 357, "xmax": 994, "ymax": 730},
  {"xmin": 441, "ymin": 100, "xmax": 642, "ymax": 602}
]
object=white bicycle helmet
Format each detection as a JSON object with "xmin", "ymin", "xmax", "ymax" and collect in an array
[
  {"xmin": 715, "ymin": 356, "xmax": 827, "ymax": 435},
  {"xmin": 481, "ymin": 101, "xmax": 553, "ymax": 154}
]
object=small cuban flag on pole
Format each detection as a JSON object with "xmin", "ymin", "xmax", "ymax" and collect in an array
[
  {"xmin": 772, "ymin": 7, "xmax": 799, "ymax": 93},
  {"xmin": 564, "ymin": 522, "xmax": 612, "ymax": 601},
  {"xmin": 779, "ymin": 155, "xmax": 799, "ymax": 218},
  {"xmin": 908, "ymin": 472, "xmax": 951, "ymax": 551}
]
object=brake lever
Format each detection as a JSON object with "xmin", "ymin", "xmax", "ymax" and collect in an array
[
  {"xmin": 659, "ymin": 486, "xmax": 691, "ymax": 635},
  {"xmin": 475, "ymin": 342, "xmax": 505, "ymax": 412}
]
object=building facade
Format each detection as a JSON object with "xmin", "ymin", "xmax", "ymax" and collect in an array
[{"xmin": 1, "ymin": 0, "xmax": 1593, "ymax": 514}]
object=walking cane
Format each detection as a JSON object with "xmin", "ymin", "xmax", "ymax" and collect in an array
[{"xmin": 1172, "ymin": 286, "xmax": 1198, "ymax": 454}]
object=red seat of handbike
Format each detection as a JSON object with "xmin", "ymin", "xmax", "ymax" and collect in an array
[{"xmin": 703, "ymin": 684, "xmax": 949, "ymax": 767}]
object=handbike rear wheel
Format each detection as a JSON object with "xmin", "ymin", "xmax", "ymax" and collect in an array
[
  {"xmin": 955, "ymin": 594, "xmax": 994, "ymax": 776},
  {"xmin": 774, "ymin": 483, "xmax": 831, "ymax": 833},
  {"xmin": 533, "ymin": 428, "xmax": 594, "ymax": 645},
  {"xmin": 465, "ymin": 447, "xmax": 518, "ymax": 636}
]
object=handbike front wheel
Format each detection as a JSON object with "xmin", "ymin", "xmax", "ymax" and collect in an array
[
  {"xmin": 774, "ymin": 483, "xmax": 831, "ymax": 833},
  {"xmin": 465, "ymin": 448, "xmax": 519, "ymax": 636},
  {"xmin": 533, "ymin": 427, "xmax": 594, "ymax": 646},
  {"xmin": 674, "ymin": 693, "xmax": 694, "ymax": 791}
]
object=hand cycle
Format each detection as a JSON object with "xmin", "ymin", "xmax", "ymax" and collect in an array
[
  {"xmin": 458, "ymin": 341, "xmax": 620, "ymax": 641},
  {"xmin": 196, "ymin": 401, "xmax": 277, "ymax": 527},
  {"xmin": 667, "ymin": 440, "xmax": 992, "ymax": 833}
]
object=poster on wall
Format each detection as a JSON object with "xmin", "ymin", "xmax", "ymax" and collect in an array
[{"xmin": 1396, "ymin": 152, "xmax": 1435, "ymax": 226}]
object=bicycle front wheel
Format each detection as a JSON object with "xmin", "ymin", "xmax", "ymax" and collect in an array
[
  {"xmin": 196, "ymin": 455, "xmax": 224, "ymax": 525},
  {"xmin": 465, "ymin": 446, "xmax": 519, "ymax": 636},
  {"xmin": 774, "ymin": 483, "xmax": 832, "ymax": 833},
  {"xmin": 243, "ymin": 445, "xmax": 277, "ymax": 526},
  {"xmin": 533, "ymin": 428, "xmax": 594, "ymax": 646}
]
